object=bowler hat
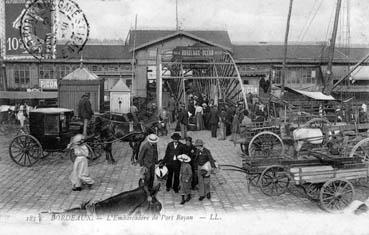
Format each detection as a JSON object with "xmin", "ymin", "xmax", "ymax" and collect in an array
[
  {"xmin": 194, "ymin": 139, "xmax": 204, "ymax": 147},
  {"xmin": 171, "ymin": 133, "xmax": 181, "ymax": 140}
]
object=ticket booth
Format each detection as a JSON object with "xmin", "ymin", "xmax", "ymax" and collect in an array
[{"xmin": 109, "ymin": 79, "xmax": 130, "ymax": 114}]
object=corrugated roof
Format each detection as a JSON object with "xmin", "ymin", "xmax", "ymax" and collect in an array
[
  {"xmin": 56, "ymin": 45, "xmax": 132, "ymax": 60},
  {"xmin": 128, "ymin": 30, "xmax": 233, "ymax": 52},
  {"xmin": 62, "ymin": 67, "xmax": 100, "ymax": 80}
]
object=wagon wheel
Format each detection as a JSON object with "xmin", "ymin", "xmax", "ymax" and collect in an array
[
  {"xmin": 349, "ymin": 137, "xmax": 369, "ymax": 162},
  {"xmin": 248, "ymin": 131, "xmax": 285, "ymax": 158},
  {"xmin": 303, "ymin": 183, "xmax": 322, "ymax": 201},
  {"xmin": 68, "ymin": 144, "xmax": 94, "ymax": 163},
  {"xmin": 319, "ymin": 178, "xmax": 354, "ymax": 212},
  {"xmin": 240, "ymin": 143, "xmax": 248, "ymax": 154},
  {"xmin": 247, "ymin": 173, "xmax": 261, "ymax": 187},
  {"xmin": 260, "ymin": 165, "xmax": 290, "ymax": 196},
  {"xmin": 9, "ymin": 134, "xmax": 42, "ymax": 167},
  {"xmin": 302, "ymin": 118, "xmax": 331, "ymax": 129},
  {"xmin": 88, "ymin": 141, "xmax": 104, "ymax": 161}
]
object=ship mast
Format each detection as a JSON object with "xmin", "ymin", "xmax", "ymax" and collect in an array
[
  {"xmin": 281, "ymin": 0, "xmax": 294, "ymax": 95},
  {"xmin": 323, "ymin": 0, "xmax": 342, "ymax": 95}
]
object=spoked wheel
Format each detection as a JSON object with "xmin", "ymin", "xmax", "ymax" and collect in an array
[
  {"xmin": 248, "ymin": 131, "xmax": 285, "ymax": 158},
  {"xmin": 88, "ymin": 140, "xmax": 104, "ymax": 161},
  {"xmin": 302, "ymin": 118, "xmax": 331, "ymax": 129},
  {"xmin": 349, "ymin": 137, "xmax": 369, "ymax": 162},
  {"xmin": 248, "ymin": 174, "xmax": 260, "ymax": 187},
  {"xmin": 260, "ymin": 165, "xmax": 290, "ymax": 196},
  {"xmin": 303, "ymin": 183, "xmax": 322, "ymax": 201},
  {"xmin": 319, "ymin": 178, "xmax": 354, "ymax": 213},
  {"xmin": 9, "ymin": 134, "xmax": 42, "ymax": 167},
  {"xmin": 240, "ymin": 143, "xmax": 248, "ymax": 154}
]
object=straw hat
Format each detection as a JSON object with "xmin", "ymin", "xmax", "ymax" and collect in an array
[
  {"xmin": 177, "ymin": 154, "xmax": 191, "ymax": 163},
  {"xmin": 147, "ymin": 134, "xmax": 159, "ymax": 143}
]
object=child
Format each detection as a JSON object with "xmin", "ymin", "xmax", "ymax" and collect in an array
[
  {"xmin": 68, "ymin": 134, "xmax": 95, "ymax": 191},
  {"xmin": 178, "ymin": 154, "xmax": 192, "ymax": 205}
]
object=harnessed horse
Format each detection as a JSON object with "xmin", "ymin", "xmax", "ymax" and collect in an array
[{"xmin": 88, "ymin": 115, "xmax": 154, "ymax": 164}]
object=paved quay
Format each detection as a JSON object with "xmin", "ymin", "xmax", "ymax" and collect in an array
[{"xmin": 0, "ymin": 128, "xmax": 368, "ymax": 216}]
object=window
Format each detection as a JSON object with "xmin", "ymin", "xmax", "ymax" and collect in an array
[
  {"xmin": 14, "ymin": 64, "xmax": 30, "ymax": 85},
  {"xmin": 39, "ymin": 64, "xmax": 54, "ymax": 80},
  {"xmin": 44, "ymin": 115, "xmax": 59, "ymax": 134},
  {"xmin": 56, "ymin": 65, "xmax": 71, "ymax": 79},
  {"xmin": 302, "ymin": 68, "xmax": 312, "ymax": 84}
]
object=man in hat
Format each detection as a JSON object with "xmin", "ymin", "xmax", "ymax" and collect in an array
[
  {"xmin": 209, "ymin": 105, "xmax": 219, "ymax": 138},
  {"xmin": 138, "ymin": 134, "xmax": 159, "ymax": 190},
  {"xmin": 194, "ymin": 139, "xmax": 216, "ymax": 201},
  {"xmin": 78, "ymin": 92, "xmax": 94, "ymax": 137},
  {"xmin": 177, "ymin": 105, "xmax": 189, "ymax": 139},
  {"xmin": 163, "ymin": 133, "xmax": 185, "ymax": 193}
]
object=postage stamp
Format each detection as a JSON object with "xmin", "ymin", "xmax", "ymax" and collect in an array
[{"xmin": 19, "ymin": 0, "xmax": 89, "ymax": 60}]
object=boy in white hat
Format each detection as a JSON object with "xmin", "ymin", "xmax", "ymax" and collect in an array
[
  {"xmin": 68, "ymin": 134, "xmax": 95, "ymax": 191},
  {"xmin": 178, "ymin": 154, "xmax": 192, "ymax": 204}
]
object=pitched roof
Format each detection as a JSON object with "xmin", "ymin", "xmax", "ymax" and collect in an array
[
  {"xmin": 110, "ymin": 79, "xmax": 130, "ymax": 92},
  {"xmin": 233, "ymin": 44, "xmax": 369, "ymax": 63},
  {"xmin": 128, "ymin": 30, "xmax": 233, "ymax": 52},
  {"xmin": 62, "ymin": 67, "xmax": 100, "ymax": 80},
  {"xmin": 56, "ymin": 45, "xmax": 132, "ymax": 60}
]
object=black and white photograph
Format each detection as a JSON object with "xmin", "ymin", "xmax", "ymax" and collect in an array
[{"xmin": 1, "ymin": 0, "xmax": 369, "ymax": 234}]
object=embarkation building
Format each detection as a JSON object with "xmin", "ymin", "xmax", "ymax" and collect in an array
[{"xmin": 1, "ymin": 29, "xmax": 369, "ymax": 107}]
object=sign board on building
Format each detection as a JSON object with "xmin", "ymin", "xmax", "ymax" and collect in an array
[
  {"xmin": 39, "ymin": 79, "xmax": 58, "ymax": 90},
  {"xmin": 243, "ymin": 85, "xmax": 259, "ymax": 95},
  {"xmin": 3, "ymin": 0, "xmax": 51, "ymax": 59},
  {"xmin": 173, "ymin": 47, "xmax": 223, "ymax": 59},
  {"xmin": 147, "ymin": 66, "xmax": 156, "ymax": 80}
]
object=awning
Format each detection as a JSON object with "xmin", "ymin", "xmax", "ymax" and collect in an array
[
  {"xmin": 284, "ymin": 87, "xmax": 336, "ymax": 100},
  {"xmin": 0, "ymin": 91, "xmax": 58, "ymax": 99}
]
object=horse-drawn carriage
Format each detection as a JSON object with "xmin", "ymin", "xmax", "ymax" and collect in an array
[{"xmin": 8, "ymin": 108, "xmax": 153, "ymax": 167}]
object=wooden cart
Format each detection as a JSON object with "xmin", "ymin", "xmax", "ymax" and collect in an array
[{"xmin": 221, "ymin": 153, "xmax": 368, "ymax": 212}]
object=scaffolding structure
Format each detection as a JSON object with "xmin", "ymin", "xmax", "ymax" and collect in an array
[{"xmin": 158, "ymin": 46, "xmax": 247, "ymax": 110}]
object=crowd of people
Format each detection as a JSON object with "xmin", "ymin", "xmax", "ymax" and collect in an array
[
  {"xmin": 158, "ymin": 93, "xmax": 254, "ymax": 144},
  {"xmin": 138, "ymin": 132, "xmax": 217, "ymax": 205}
]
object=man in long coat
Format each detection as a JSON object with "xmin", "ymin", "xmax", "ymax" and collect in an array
[
  {"xmin": 209, "ymin": 106, "xmax": 219, "ymax": 138},
  {"xmin": 163, "ymin": 133, "xmax": 185, "ymax": 193},
  {"xmin": 177, "ymin": 105, "xmax": 189, "ymax": 139},
  {"xmin": 138, "ymin": 134, "xmax": 159, "ymax": 190}
]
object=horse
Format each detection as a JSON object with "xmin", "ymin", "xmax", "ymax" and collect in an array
[
  {"xmin": 91, "ymin": 115, "xmax": 154, "ymax": 164},
  {"xmin": 292, "ymin": 128, "xmax": 341, "ymax": 156},
  {"xmin": 56, "ymin": 182, "xmax": 162, "ymax": 216}
]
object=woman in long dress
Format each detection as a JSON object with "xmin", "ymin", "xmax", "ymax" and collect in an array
[{"xmin": 195, "ymin": 104, "xmax": 204, "ymax": 131}]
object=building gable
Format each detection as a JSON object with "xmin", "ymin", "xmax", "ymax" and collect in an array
[{"xmin": 128, "ymin": 30, "xmax": 233, "ymax": 52}]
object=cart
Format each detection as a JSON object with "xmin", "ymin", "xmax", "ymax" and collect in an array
[
  {"xmin": 221, "ymin": 152, "xmax": 369, "ymax": 213},
  {"xmin": 8, "ymin": 108, "xmax": 104, "ymax": 167}
]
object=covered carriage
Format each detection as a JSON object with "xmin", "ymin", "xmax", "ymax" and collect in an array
[{"xmin": 8, "ymin": 108, "xmax": 103, "ymax": 167}]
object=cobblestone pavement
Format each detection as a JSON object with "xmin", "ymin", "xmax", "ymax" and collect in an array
[{"xmin": 0, "ymin": 127, "xmax": 368, "ymax": 216}]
